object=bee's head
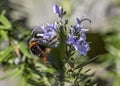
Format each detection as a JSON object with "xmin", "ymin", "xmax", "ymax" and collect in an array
[
  {"xmin": 30, "ymin": 31, "xmax": 48, "ymax": 47},
  {"xmin": 29, "ymin": 27, "xmax": 44, "ymax": 46},
  {"xmin": 31, "ymin": 26, "xmax": 44, "ymax": 38}
]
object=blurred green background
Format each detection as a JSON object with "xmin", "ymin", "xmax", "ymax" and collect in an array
[{"xmin": 0, "ymin": 0, "xmax": 120, "ymax": 86}]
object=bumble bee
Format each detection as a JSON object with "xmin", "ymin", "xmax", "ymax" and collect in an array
[
  {"xmin": 29, "ymin": 27, "xmax": 59, "ymax": 61},
  {"xmin": 29, "ymin": 29, "xmax": 50, "ymax": 61}
]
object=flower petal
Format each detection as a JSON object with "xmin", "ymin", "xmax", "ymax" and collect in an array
[{"xmin": 53, "ymin": 4, "xmax": 60, "ymax": 14}]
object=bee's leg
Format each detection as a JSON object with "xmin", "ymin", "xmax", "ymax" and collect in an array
[
  {"xmin": 45, "ymin": 48, "xmax": 51, "ymax": 54},
  {"xmin": 41, "ymin": 54, "xmax": 48, "ymax": 61}
]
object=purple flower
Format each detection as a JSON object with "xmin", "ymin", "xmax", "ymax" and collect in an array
[
  {"xmin": 53, "ymin": 4, "xmax": 61, "ymax": 14},
  {"xmin": 67, "ymin": 35, "xmax": 79, "ymax": 45},
  {"xmin": 67, "ymin": 34, "xmax": 90, "ymax": 56},
  {"xmin": 74, "ymin": 41, "xmax": 90, "ymax": 56},
  {"xmin": 67, "ymin": 18, "xmax": 91, "ymax": 56},
  {"xmin": 80, "ymin": 32, "xmax": 86, "ymax": 40},
  {"xmin": 43, "ymin": 24, "xmax": 57, "ymax": 42},
  {"xmin": 42, "ymin": 25, "xmax": 59, "ymax": 47},
  {"xmin": 53, "ymin": 4, "xmax": 66, "ymax": 19}
]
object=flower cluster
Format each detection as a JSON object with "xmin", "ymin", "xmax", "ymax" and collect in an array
[
  {"xmin": 53, "ymin": 4, "xmax": 91, "ymax": 56},
  {"xmin": 31, "ymin": 4, "xmax": 91, "ymax": 56},
  {"xmin": 67, "ymin": 18, "xmax": 91, "ymax": 56}
]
